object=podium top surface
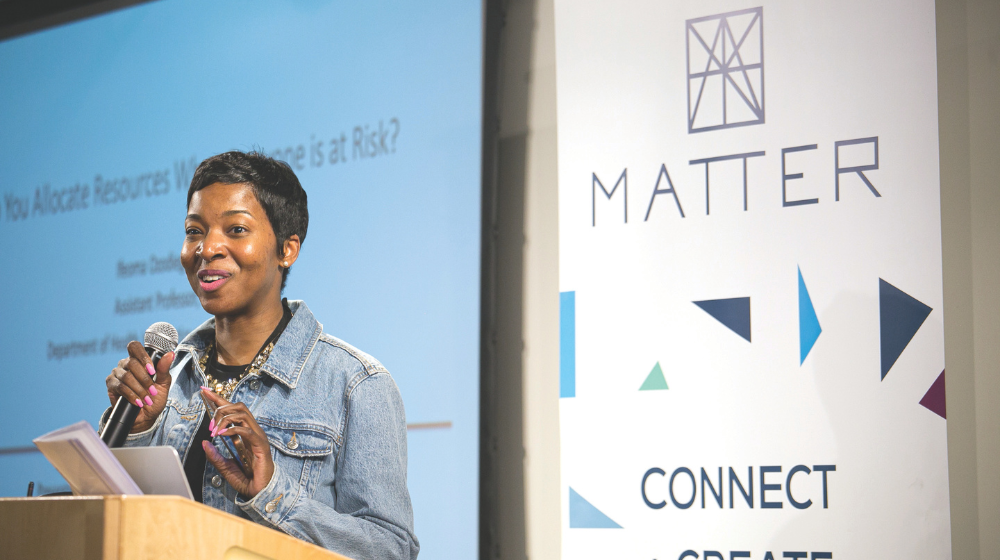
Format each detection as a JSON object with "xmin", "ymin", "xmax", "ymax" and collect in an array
[{"xmin": 0, "ymin": 495, "xmax": 351, "ymax": 560}]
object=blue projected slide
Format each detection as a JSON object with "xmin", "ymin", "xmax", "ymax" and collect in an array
[{"xmin": 0, "ymin": 1, "xmax": 481, "ymax": 557}]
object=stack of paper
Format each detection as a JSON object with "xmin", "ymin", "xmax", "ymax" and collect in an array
[{"xmin": 33, "ymin": 420, "xmax": 142, "ymax": 496}]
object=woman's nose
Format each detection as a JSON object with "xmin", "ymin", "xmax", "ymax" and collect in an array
[{"xmin": 200, "ymin": 231, "xmax": 227, "ymax": 260}]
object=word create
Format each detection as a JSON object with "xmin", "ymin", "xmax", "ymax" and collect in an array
[{"xmin": 678, "ymin": 551, "xmax": 833, "ymax": 560}]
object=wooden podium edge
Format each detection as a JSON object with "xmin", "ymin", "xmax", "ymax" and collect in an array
[{"xmin": 0, "ymin": 495, "xmax": 350, "ymax": 560}]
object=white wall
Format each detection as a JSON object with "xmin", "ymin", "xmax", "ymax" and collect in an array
[
  {"xmin": 488, "ymin": 0, "xmax": 561, "ymax": 558},
  {"xmin": 938, "ymin": 0, "xmax": 1000, "ymax": 558}
]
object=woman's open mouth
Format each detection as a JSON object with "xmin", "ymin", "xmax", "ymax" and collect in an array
[{"xmin": 197, "ymin": 270, "xmax": 232, "ymax": 292}]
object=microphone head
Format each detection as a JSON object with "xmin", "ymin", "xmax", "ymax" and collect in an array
[{"xmin": 144, "ymin": 322, "xmax": 179, "ymax": 355}]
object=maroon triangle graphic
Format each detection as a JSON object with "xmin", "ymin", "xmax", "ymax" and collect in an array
[{"xmin": 919, "ymin": 369, "xmax": 946, "ymax": 419}]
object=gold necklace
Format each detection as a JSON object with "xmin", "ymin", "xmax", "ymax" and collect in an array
[{"xmin": 199, "ymin": 339, "xmax": 276, "ymax": 400}]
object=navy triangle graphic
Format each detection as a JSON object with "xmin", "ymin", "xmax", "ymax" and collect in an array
[
  {"xmin": 879, "ymin": 279, "xmax": 932, "ymax": 380},
  {"xmin": 694, "ymin": 297, "xmax": 751, "ymax": 342},
  {"xmin": 569, "ymin": 487, "xmax": 622, "ymax": 528}
]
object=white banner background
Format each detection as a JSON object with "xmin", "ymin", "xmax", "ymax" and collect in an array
[{"xmin": 555, "ymin": 1, "xmax": 950, "ymax": 558}]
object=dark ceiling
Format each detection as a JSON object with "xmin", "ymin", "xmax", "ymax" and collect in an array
[{"xmin": 0, "ymin": 0, "xmax": 151, "ymax": 40}]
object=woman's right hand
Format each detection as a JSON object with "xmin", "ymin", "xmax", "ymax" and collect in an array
[{"xmin": 105, "ymin": 340, "xmax": 175, "ymax": 433}]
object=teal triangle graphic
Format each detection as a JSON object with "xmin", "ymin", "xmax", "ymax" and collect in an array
[
  {"xmin": 639, "ymin": 362, "xmax": 668, "ymax": 391},
  {"xmin": 569, "ymin": 487, "xmax": 622, "ymax": 528},
  {"xmin": 798, "ymin": 267, "xmax": 821, "ymax": 364}
]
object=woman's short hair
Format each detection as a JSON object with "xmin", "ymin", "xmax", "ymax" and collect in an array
[{"xmin": 188, "ymin": 150, "xmax": 308, "ymax": 290}]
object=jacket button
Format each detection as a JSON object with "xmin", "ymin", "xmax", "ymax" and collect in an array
[
  {"xmin": 249, "ymin": 379, "xmax": 261, "ymax": 391},
  {"xmin": 264, "ymin": 494, "xmax": 283, "ymax": 513},
  {"xmin": 211, "ymin": 475, "xmax": 223, "ymax": 488},
  {"xmin": 287, "ymin": 432, "xmax": 299, "ymax": 450}
]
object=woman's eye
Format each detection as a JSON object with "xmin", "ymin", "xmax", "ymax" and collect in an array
[
  {"xmin": 232, "ymin": 226, "xmax": 247, "ymax": 234},
  {"xmin": 185, "ymin": 227, "xmax": 201, "ymax": 235}
]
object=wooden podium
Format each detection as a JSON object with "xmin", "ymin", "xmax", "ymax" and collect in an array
[{"xmin": 0, "ymin": 495, "xmax": 351, "ymax": 560}]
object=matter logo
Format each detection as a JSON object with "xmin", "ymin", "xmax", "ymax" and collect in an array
[{"xmin": 686, "ymin": 7, "xmax": 764, "ymax": 133}]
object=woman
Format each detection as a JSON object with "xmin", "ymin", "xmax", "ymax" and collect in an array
[{"xmin": 101, "ymin": 151, "xmax": 419, "ymax": 559}]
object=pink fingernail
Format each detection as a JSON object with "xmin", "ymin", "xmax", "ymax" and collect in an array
[
  {"xmin": 200, "ymin": 386, "xmax": 212, "ymax": 391},
  {"xmin": 149, "ymin": 386, "xmax": 158, "ymax": 396},
  {"xmin": 144, "ymin": 396, "xmax": 153, "ymax": 406},
  {"xmin": 209, "ymin": 418, "xmax": 215, "ymax": 431},
  {"xmin": 135, "ymin": 398, "xmax": 143, "ymax": 408},
  {"xmin": 210, "ymin": 427, "xmax": 217, "ymax": 437},
  {"xmin": 146, "ymin": 363, "xmax": 155, "ymax": 376},
  {"xmin": 218, "ymin": 427, "xmax": 229, "ymax": 436}
]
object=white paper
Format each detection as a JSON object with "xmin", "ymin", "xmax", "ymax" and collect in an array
[{"xmin": 34, "ymin": 420, "xmax": 142, "ymax": 496}]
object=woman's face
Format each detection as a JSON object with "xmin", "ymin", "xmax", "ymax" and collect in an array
[{"xmin": 181, "ymin": 182, "xmax": 284, "ymax": 317}]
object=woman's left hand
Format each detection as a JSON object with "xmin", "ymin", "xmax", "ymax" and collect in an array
[{"xmin": 201, "ymin": 388, "xmax": 275, "ymax": 498}]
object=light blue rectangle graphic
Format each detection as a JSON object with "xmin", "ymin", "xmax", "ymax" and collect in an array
[{"xmin": 560, "ymin": 291, "xmax": 576, "ymax": 398}]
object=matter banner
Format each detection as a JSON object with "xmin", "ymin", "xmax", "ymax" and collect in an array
[{"xmin": 555, "ymin": 1, "xmax": 948, "ymax": 558}]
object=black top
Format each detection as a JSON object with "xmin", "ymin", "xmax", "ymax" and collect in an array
[{"xmin": 184, "ymin": 299, "xmax": 293, "ymax": 502}]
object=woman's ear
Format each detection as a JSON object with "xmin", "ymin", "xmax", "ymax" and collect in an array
[{"xmin": 280, "ymin": 234, "xmax": 301, "ymax": 268}]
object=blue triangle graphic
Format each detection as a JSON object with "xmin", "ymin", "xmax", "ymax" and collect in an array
[
  {"xmin": 569, "ymin": 487, "xmax": 621, "ymax": 528},
  {"xmin": 879, "ymin": 278, "xmax": 932, "ymax": 380},
  {"xmin": 693, "ymin": 297, "xmax": 751, "ymax": 342},
  {"xmin": 798, "ymin": 267, "xmax": 822, "ymax": 364}
]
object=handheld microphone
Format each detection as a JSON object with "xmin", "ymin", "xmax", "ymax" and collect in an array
[{"xmin": 100, "ymin": 322, "xmax": 178, "ymax": 448}]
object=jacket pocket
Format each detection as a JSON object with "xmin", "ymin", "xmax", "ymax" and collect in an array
[
  {"xmin": 164, "ymin": 399, "xmax": 204, "ymax": 462},
  {"xmin": 257, "ymin": 418, "xmax": 337, "ymax": 458},
  {"xmin": 257, "ymin": 419, "xmax": 337, "ymax": 495}
]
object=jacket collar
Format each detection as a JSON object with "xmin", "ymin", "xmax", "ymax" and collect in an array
[{"xmin": 177, "ymin": 299, "xmax": 321, "ymax": 390}]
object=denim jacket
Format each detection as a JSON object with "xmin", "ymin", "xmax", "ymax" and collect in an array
[{"xmin": 100, "ymin": 300, "xmax": 419, "ymax": 559}]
